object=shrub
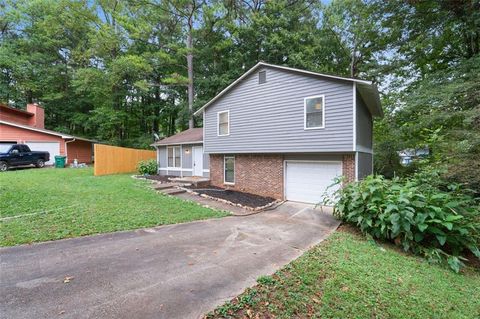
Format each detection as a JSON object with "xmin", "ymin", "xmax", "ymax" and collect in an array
[
  {"xmin": 137, "ymin": 159, "xmax": 158, "ymax": 175},
  {"xmin": 327, "ymin": 172, "xmax": 480, "ymax": 272}
]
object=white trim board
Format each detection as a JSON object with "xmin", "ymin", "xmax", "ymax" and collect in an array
[{"xmin": 353, "ymin": 82, "xmax": 357, "ymax": 152}]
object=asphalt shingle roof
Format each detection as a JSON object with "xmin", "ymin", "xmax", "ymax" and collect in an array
[{"xmin": 152, "ymin": 128, "xmax": 203, "ymax": 146}]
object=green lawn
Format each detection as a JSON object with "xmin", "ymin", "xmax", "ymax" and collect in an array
[
  {"xmin": 208, "ymin": 227, "xmax": 480, "ymax": 319},
  {"xmin": 0, "ymin": 167, "xmax": 227, "ymax": 246}
]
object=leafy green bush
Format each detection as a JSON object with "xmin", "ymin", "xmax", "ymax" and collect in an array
[
  {"xmin": 327, "ymin": 172, "xmax": 480, "ymax": 272},
  {"xmin": 137, "ymin": 159, "xmax": 158, "ymax": 175}
]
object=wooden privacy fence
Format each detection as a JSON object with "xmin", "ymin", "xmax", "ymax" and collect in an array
[{"xmin": 94, "ymin": 144, "xmax": 156, "ymax": 176}]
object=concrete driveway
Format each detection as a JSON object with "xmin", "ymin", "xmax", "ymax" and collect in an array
[{"xmin": 0, "ymin": 202, "xmax": 340, "ymax": 319}]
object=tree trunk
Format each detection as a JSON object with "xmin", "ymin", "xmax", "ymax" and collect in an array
[
  {"xmin": 153, "ymin": 78, "xmax": 161, "ymax": 133},
  {"xmin": 187, "ymin": 3, "xmax": 194, "ymax": 129}
]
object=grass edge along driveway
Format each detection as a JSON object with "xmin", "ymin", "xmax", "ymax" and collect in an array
[
  {"xmin": 207, "ymin": 226, "xmax": 480, "ymax": 319},
  {"xmin": 0, "ymin": 167, "xmax": 228, "ymax": 246}
]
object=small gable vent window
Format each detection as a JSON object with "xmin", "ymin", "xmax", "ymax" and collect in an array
[{"xmin": 258, "ymin": 70, "xmax": 266, "ymax": 84}]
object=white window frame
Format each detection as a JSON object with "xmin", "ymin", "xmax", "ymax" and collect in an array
[
  {"xmin": 167, "ymin": 146, "xmax": 181, "ymax": 169},
  {"xmin": 304, "ymin": 95, "xmax": 325, "ymax": 130},
  {"xmin": 217, "ymin": 110, "xmax": 230, "ymax": 136},
  {"xmin": 224, "ymin": 155, "xmax": 235, "ymax": 185}
]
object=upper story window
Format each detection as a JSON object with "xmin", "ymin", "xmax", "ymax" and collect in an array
[
  {"xmin": 258, "ymin": 70, "xmax": 266, "ymax": 84},
  {"xmin": 217, "ymin": 110, "xmax": 230, "ymax": 136},
  {"xmin": 167, "ymin": 146, "xmax": 181, "ymax": 168},
  {"xmin": 304, "ymin": 95, "xmax": 325, "ymax": 129}
]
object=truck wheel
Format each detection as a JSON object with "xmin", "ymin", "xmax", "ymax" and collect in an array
[
  {"xmin": 0, "ymin": 161, "xmax": 8, "ymax": 172},
  {"xmin": 36, "ymin": 159, "xmax": 45, "ymax": 168}
]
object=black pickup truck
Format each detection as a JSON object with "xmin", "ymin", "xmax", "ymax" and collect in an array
[{"xmin": 0, "ymin": 144, "xmax": 50, "ymax": 172}]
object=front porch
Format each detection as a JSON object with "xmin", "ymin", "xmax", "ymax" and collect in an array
[{"xmin": 152, "ymin": 128, "xmax": 209, "ymax": 178}]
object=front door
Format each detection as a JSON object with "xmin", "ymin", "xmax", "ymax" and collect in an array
[{"xmin": 193, "ymin": 146, "xmax": 203, "ymax": 176}]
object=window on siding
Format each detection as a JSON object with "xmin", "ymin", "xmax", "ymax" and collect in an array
[
  {"xmin": 218, "ymin": 111, "xmax": 229, "ymax": 136},
  {"xmin": 224, "ymin": 156, "xmax": 235, "ymax": 184},
  {"xmin": 259, "ymin": 70, "xmax": 266, "ymax": 84},
  {"xmin": 304, "ymin": 95, "xmax": 325, "ymax": 129},
  {"xmin": 167, "ymin": 146, "xmax": 181, "ymax": 168}
]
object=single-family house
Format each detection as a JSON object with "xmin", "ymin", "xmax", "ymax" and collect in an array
[
  {"xmin": 398, "ymin": 147, "xmax": 430, "ymax": 166},
  {"xmin": 0, "ymin": 104, "xmax": 95, "ymax": 165},
  {"xmin": 153, "ymin": 62, "xmax": 382, "ymax": 203}
]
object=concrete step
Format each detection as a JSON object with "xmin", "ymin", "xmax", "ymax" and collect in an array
[
  {"xmin": 153, "ymin": 183, "xmax": 179, "ymax": 190},
  {"xmin": 160, "ymin": 188, "xmax": 186, "ymax": 195}
]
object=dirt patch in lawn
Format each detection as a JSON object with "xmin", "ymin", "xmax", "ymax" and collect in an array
[
  {"xmin": 144, "ymin": 175, "xmax": 176, "ymax": 183},
  {"xmin": 186, "ymin": 185, "xmax": 276, "ymax": 209}
]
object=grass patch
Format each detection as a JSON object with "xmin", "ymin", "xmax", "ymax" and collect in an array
[
  {"xmin": 0, "ymin": 167, "xmax": 228, "ymax": 246},
  {"xmin": 206, "ymin": 227, "xmax": 480, "ymax": 319}
]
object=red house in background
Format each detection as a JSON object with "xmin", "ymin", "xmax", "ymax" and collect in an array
[{"xmin": 0, "ymin": 104, "xmax": 94, "ymax": 165}]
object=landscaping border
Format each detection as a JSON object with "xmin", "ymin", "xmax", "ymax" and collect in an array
[{"xmin": 180, "ymin": 187, "xmax": 283, "ymax": 212}]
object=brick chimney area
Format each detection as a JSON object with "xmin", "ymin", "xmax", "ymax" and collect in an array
[{"xmin": 26, "ymin": 104, "xmax": 45, "ymax": 129}]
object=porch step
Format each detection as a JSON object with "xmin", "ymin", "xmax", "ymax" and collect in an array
[
  {"xmin": 160, "ymin": 188, "xmax": 186, "ymax": 195},
  {"xmin": 153, "ymin": 183, "xmax": 179, "ymax": 190},
  {"xmin": 169, "ymin": 177, "xmax": 210, "ymax": 188}
]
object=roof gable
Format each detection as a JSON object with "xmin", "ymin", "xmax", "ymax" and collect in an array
[{"xmin": 194, "ymin": 62, "xmax": 382, "ymax": 117}]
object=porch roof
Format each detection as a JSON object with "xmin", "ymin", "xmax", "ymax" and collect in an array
[{"xmin": 152, "ymin": 128, "xmax": 203, "ymax": 146}]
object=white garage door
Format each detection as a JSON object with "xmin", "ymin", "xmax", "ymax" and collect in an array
[
  {"xmin": 285, "ymin": 161, "xmax": 342, "ymax": 204},
  {"xmin": 25, "ymin": 142, "xmax": 60, "ymax": 165}
]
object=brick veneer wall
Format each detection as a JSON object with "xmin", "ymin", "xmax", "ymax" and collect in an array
[
  {"xmin": 209, "ymin": 154, "xmax": 284, "ymax": 199},
  {"xmin": 209, "ymin": 153, "xmax": 357, "ymax": 200},
  {"xmin": 342, "ymin": 154, "xmax": 355, "ymax": 183}
]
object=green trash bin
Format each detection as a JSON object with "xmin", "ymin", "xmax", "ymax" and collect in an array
[{"xmin": 54, "ymin": 155, "xmax": 67, "ymax": 168}]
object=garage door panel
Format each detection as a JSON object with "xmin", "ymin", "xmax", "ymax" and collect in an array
[
  {"xmin": 25, "ymin": 142, "xmax": 60, "ymax": 165},
  {"xmin": 285, "ymin": 161, "xmax": 342, "ymax": 204}
]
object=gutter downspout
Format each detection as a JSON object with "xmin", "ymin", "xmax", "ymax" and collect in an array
[{"xmin": 64, "ymin": 138, "xmax": 76, "ymax": 165}]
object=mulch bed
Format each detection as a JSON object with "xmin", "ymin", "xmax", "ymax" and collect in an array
[
  {"xmin": 186, "ymin": 185, "xmax": 276, "ymax": 208},
  {"xmin": 144, "ymin": 175, "xmax": 176, "ymax": 183}
]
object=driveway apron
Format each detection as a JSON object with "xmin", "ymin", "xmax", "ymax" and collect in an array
[{"xmin": 0, "ymin": 202, "xmax": 340, "ymax": 319}]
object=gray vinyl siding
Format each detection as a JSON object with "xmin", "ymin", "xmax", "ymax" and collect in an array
[
  {"xmin": 357, "ymin": 152, "xmax": 373, "ymax": 179},
  {"xmin": 204, "ymin": 66, "xmax": 355, "ymax": 153},
  {"xmin": 203, "ymin": 148, "xmax": 210, "ymax": 178},
  {"xmin": 157, "ymin": 143, "xmax": 206, "ymax": 176},
  {"xmin": 356, "ymin": 93, "xmax": 373, "ymax": 153},
  {"xmin": 160, "ymin": 170, "xmax": 181, "ymax": 177},
  {"xmin": 182, "ymin": 145, "xmax": 192, "ymax": 169},
  {"xmin": 158, "ymin": 170, "xmax": 192, "ymax": 177},
  {"xmin": 158, "ymin": 146, "xmax": 167, "ymax": 168},
  {"xmin": 203, "ymin": 152, "xmax": 209, "ymax": 170}
]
